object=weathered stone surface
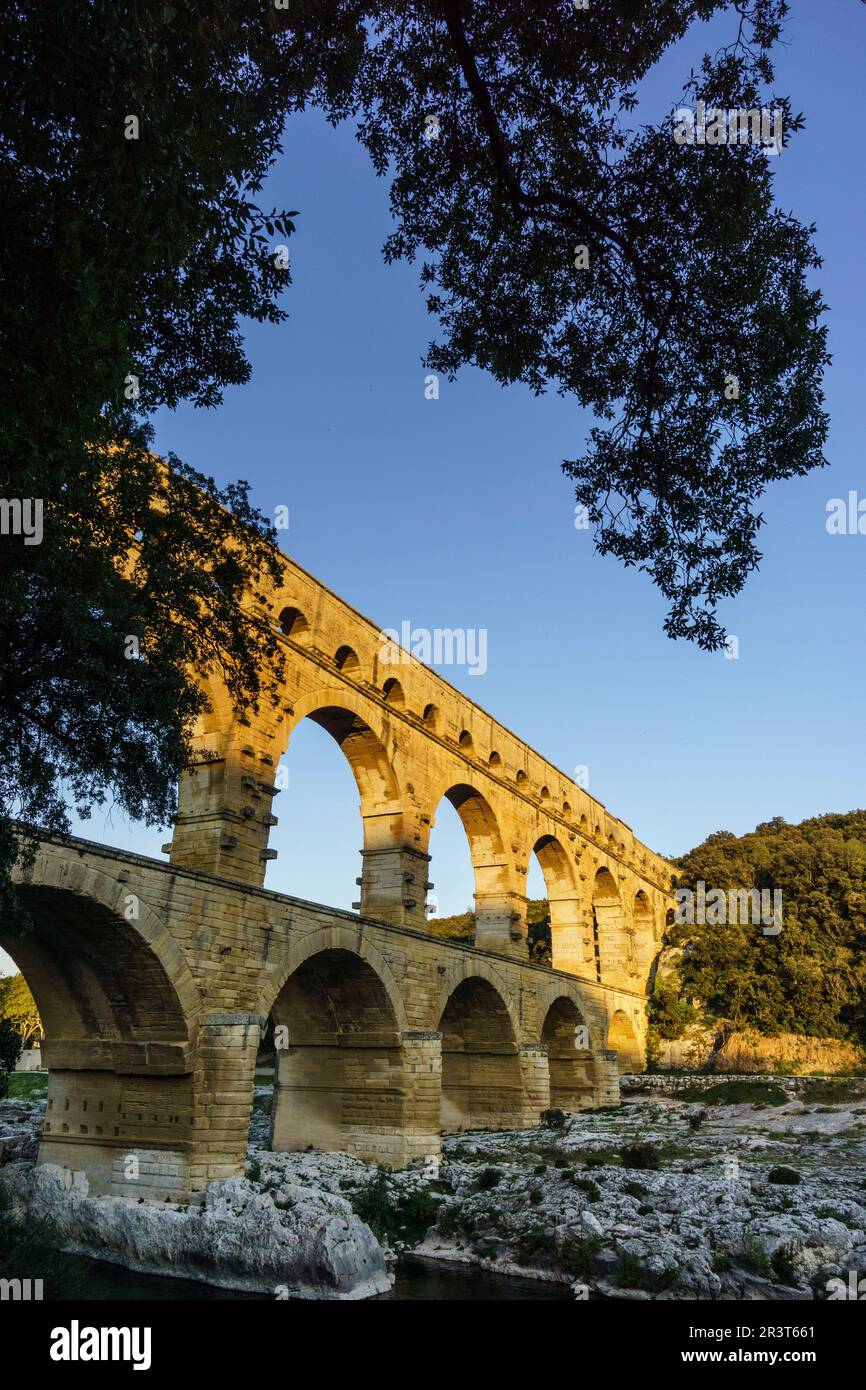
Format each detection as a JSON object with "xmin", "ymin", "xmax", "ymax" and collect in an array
[
  {"xmin": 0, "ymin": 1160, "xmax": 391, "ymax": 1301},
  {"xmin": 651, "ymin": 1026, "xmax": 865, "ymax": 1075},
  {"xmin": 3, "ymin": 546, "xmax": 674, "ymax": 1200},
  {"xmin": 0, "ymin": 1096, "xmax": 44, "ymax": 1165},
  {"xmin": 6, "ymin": 834, "xmax": 657, "ymax": 1198}
]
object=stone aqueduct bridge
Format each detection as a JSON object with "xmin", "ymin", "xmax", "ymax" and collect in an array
[{"xmin": 8, "ymin": 553, "xmax": 675, "ymax": 1202}]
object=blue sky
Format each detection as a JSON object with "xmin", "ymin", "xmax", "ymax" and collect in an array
[{"xmin": 4, "ymin": 2, "xmax": 864, "ymax": 975}]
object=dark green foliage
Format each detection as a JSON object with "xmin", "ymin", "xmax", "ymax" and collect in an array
[
  {"xmin": 1, "ymin": 2, "xmax": 831, "ymax": 922},
  {"xmin": 767, "ymin": 1166, "xmax": 801, "ymax": 1185},
  {"xmin": 0, "ymin": 0, "xmax": 326, "ymax": 919},
  {"xmin": 513, "ymin": 1225, "xmax": 558, "ymax": 1267},
  {"xmin": 435, "ymin": 1205, "xmax": 459, "ymax": 1239},
  {"xmin": 560, "ymin": 1234, "xmax": 602, "ymax": 1280},
  {"xmin": 0, "ymin": 1060, "xmax": 7, "ymax": 1100},
  {"xmin": 427, "ymin": 901, "xmax": 550, "ymax": 965},
  {"xmin": 527, "ymin": 903, "xmax": 553, "ymax": 967},
  {"xmin": 540, "ymin": 1108, "xmax": 568, "ymax": 1130},
  {"xmin": 0, "ymin": 1018, "xmax": 22, "ymax": 1074},
  {"xmin": 814, "ymin": 1206, "xmax": 857, "ymax": 1227},
  {"xmin": 615, "ymin": 1250, "xmax": 647, "ymax": 1289},
  {"xmin": 648, "ymin": 983, "xmax": 700, "ymax": 1041},
  {"xmin": 353, "ymin": 0, "xmax": 828, "ymax": 648},
  {"xmin": 622, "ymin": 1180, "xmax": 648, "ymax": 1199},
  {"xmin": 474, "ymin": 1166, "xmax": 503, "ymax": 1192},
  {"xmin": 572, "ymin": 1176, "xmax": 601, "ymax": 1202},
  {"xmin": 351, "ymin": 1166, "xmax": 441, "ymax": 1245},
  {"xmin": 584, "ymin": 1148, "xmax": 618, "ymax": 1169},
  {"xmin": 739, "ymin": 1232, "xmax": 771, "ymax": 1277},
  {"xmin": 395, "ymin": 1187, "xmax": 442, "ymax": 1245},
  {"xmin": 770, "ymin": 1243, "xmax": 800, "ymax": 1286},
  {"xmin": 619, "ymin": 1143, "xmax": 661, "ymax": 1170},
  {"xmin": 802, "ymin": 1079, "xmax": 866, "ymax": 1104},
  {"xmin": 666, "ymin": 812, "xmax": 866, "ymax": 1046},
  {"xmin": 350, "ymin": 1165, "xmax": 392, "ymax": 1240}
]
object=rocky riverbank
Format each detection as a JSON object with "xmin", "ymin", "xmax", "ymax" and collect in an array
[
  {"xmin": 0, "ymin": 1095, "xmax": 390, "ymax": 1300},
  {"xmin": 3, "ymin": 1079, "xmax": 866, "ymax": 1300}
]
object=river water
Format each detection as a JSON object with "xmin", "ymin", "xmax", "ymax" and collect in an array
[{"xmin": 34, "ymin": 1249, "xmax": 572, "ymax": 1302}]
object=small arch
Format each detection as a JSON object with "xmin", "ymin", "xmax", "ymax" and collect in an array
[
  {"xmin": 458, "ymin": 730, "xmax": 473, "ymax": 751},
  {"xmin": 634, "ymin": 890, "xmax": 653, "ymax": 927},
  {"xmin": 580, "ymin": 814, "xmax": 588, "ymax": 831},
  {"xmin": 438, "ymin": 977, "xmax": 522, "ymax": 1131},
  {"xmin": 562, "ymin": 800, "xmax": 572, "ymax": 819},
  {"xmin": 422, "ymin": 703, "xmax": 440, "ymax": 731},
  {"xmin": 590, "ymin": 868, "xmax": 624, "ymax": 985},
  {"xmin": 534, "ymin": 835, "xmax": 576, "ymax": 887},
  {"xmin": 542, "ymin": 998, "xmax": 595, "ymax": 1112},
  {"xmin": 279, "ymin": 606, "xmax": 310, "ymax": 641},
  {"xmin": 488, "ymin": 750, "xmax": 502, "ymax": 768},
  {"xmin": 334, "ymin": 644, "xmax": 360, "ymax": 677},
  {"xmin": 382, "ymin": 677, "xmax": 405, "ymax": 708},
  {"xmin": 540, "ymin": 785, "xmax": 550, "ymax": 802},
  {"xmin": 593, "ymin": 866, "xmax": 620, "ymax": 902},
  {"xmin": 515, "ymin": 769, "xmax": 528, "ymax": 786},
  {"xmin": 533, "ymin": 836, "xmax": 580, "ymax": 973},
  {"xmin": 607, "ymin": 1009, "xmax": 643, "ymax": 1073}
]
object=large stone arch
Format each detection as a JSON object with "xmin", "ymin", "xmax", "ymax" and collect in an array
[
  {"xmin": 436, "ymin": 972, "xmax": 524, "ymax": 1132},
  {"xmin": 6, "ymin": 853, "xmax": 201, "ymax": 1198},
  {"xmin": 432, "ymin": 957, "xmax": 521, "ymax": 1043},
  {"xmin": 257, "ymin": 920, "xmax": 409, "ymax": 1032},
  {"xmin": 426, "ymin": 780, "xmax": 523, "ymax": 956},
  {"xmin": 282, "ymin": 687, "xmax": 404, "ymax": 821},
  {"xmin": 265, "ymin": 932, "xmax": 432, "ymax": 1165},
  {"xmin": 541, "ymin": 996, "xmax": 595, "ymax": 1112},
  {"xmin": 10, "ymin": 852, "xmax": 201, "ymax": 1038},
  {"xmin": 275, "ymin": 687, "xmax": 423, "ymax": 926}
]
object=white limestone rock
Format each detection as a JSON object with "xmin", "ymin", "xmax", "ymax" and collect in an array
[{"xmin": 2, "ymin": 1162, "xmax": 391, "ymax": 1300}]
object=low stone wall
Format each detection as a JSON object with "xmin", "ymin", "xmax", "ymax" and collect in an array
[
  {"xmin": 14, "ymin": 1049, "xmax": 43, "ymax": 1073},
  {"xmin": 621, "ymin": 1072, "xmax": 866, "ymax": 1097}
]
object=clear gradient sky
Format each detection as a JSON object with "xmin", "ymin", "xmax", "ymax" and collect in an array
[{"xmin": 4, "ymin": 1, "xmax": 865, "ymax": 976}]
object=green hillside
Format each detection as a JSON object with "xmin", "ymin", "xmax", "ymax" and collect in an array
[{"xmin": 660, "ymin": 811, "xmax": 866, "ymax": 1044}]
